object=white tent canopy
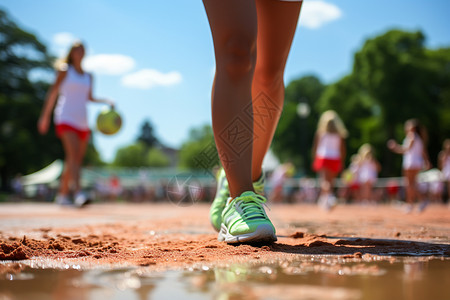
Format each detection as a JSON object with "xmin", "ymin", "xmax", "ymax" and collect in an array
[{"xmin": 21, "ymin": 160, "xmax": 63, "ymax": 186}]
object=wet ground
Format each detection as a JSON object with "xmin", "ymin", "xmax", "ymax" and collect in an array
[{"xmin": 0, "ymin": 202, "xmax": 449, "ymax": 299}]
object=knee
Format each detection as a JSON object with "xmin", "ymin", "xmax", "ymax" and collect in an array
[
  {"xmin": 64, "ymin": 159, "xmax": 77, "ymax": 171},
  {"xmin": 219, "ymin": 36, "xmax": 256, "ymax": 79},
  {"xmin": 254, "ymin": 63, "xmax": 285, "ymax": 89}
]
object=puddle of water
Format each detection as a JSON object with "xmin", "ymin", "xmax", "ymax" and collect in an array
[{"xmin": 1, "ymin": 257, "xmax": 449, "ymax": 300}]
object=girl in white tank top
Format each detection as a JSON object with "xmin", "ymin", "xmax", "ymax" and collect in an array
[
  {"xmin": 312, "ymin": 110, "xmax": 348, "ymax": 210},
  {"xmin": 402, "ymin": 132, "xmax": 425, "ymax": 170},
  {"xmin": 53, "ymin": 65, "xmax": 91, "ymax": 130},
  {"xmin": 387, "ymin": 119, "xmax": 430, "ymax": 212},
  {"xmin": 38, "ymin": 41, "xmax": 114, "ymax": 207}
]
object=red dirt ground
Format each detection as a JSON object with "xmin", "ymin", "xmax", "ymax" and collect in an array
[{"xmin": 0, "ymin": 203, "xmax": 449, "ymax": 272}]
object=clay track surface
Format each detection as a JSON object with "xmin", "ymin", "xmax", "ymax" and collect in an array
[{"xmin": 0, "ymin": 203, "xmax": 449, "ymax": 271}]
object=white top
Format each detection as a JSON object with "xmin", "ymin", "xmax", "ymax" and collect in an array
[
  {"xmin": 442, "ymin": 155, "xmax": 450, "ymax": 180},
  {"xmin": 316, "ymin": 133, "xmax": 341, "ymax": 159},
  {"xmin": 358, "ymin": 160, "xmax": 378, "ymax": 183},
  {"xmin": 403, "ymin": 133, "xmax": 424, "ymax": 170},
  {"xmin": 54, "ymin": 65, "xmax": 91, "ymax": 130}
]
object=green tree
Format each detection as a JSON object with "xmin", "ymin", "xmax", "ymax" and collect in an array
[
  {"xmin": 272, "ymin": 75, "xmax": 325, "ymax": 174},
  {"xmin": 137, "ymin": 119, "xmax": 159, "ymax": 148},
  {"xmin": 353, "ymin": 29, "xmax": 450, "ymax": 174},
  {"xmin": 113, "ymin": 142, "xmax": 170, "ymax": 168},
  {"xmin": 274, "ymin": 30, "xmax": 449, "ymax": 177},
  {"xmin": 146, "ymin": 147, "xmax": 170, "ymax": 168},
  {"xmin": 113, "ymin": 118, "xmax": 171, "ymax": 168},
  {"xmin": 113, "ymin": 143, "xmax": 148, "ymax": 167},
  {"xmin": 422, "ymin": 47, "xmax": 450, "ymax": 165},
  {"xmin": 178, "ymin": 125, "xmax": 219, "ymax": 170},
  {"xmin": 0, "ymin": 9, "xmax": 62, "ymax": 190}
]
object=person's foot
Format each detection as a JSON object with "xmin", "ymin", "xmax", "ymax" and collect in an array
[
  {"xmin": 417, "ymin": 200, "xmax": 429, "ymax": 213},
  {"xmin": 209, "ymin": 169, "xmax": 265, "ymax": 231},
  {"xmin": 218, "ymin": 191, "xmax": 276, "ymax": 244},
  {"xmin": 327, "ymin": 194, "xmax": 337, "ymax": 210},
  {"xmin": 318, "ymin": 194, "xmax": 337, "ymax": 211},
  {"xmin": 403, "ymin": 203, "xmax": 414, "ymax": 214},
  {"xmin": 74, "ymin": 191, "xmax": 90, "ymax": 208},
  {"xmin": 55, "ymin": 194, "xmax": 72, "ymax": 206}
]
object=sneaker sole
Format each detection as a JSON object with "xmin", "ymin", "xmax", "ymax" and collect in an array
[
  {"xmin": 74, "ymin": 198, "xmax": 91, "ymax": 208},
  {"xmin": 218, "ymin": 223, "xmax": 277, "ymax": 244}
]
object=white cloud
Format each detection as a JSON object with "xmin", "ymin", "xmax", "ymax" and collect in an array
[
  {"xmin": 83, "ymin": 54, "xmax": 136, "ymax": 75},
  {"xmin": 121, "ymin": 69, "xmax": 182, "ymax": 89},
  {"xmin": 52, "ymin": 32, "xmax": 78, "ymax": 48},
  {"xmin": 299, "ymin": 0, "xmax": 342, "ymax": 29},
  {"xmin": 51, "ymin": 32, "xmax": 78, "ymax": 56}
]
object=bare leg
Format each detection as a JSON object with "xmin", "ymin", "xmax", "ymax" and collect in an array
[
  {"xmin": 59, "ymin": 167, "xmax": 70, "ymax": 195},
  {"xmin": 74, "ymin": 136, "xmax": 89, "ymax": 193},
  {"xmin": 404, "ymin": 169, "xmax": 419, "ymax": 204},
  {"xmin": 361, "ymin": 182, "xmax": 370, "ymax": 202},
  {"xmin": 320, "ymin": 169, "xmax": 337, "ymax": 197},
  {"xmin": 203, "ymin": 0, "xmax": 257, "ymax": 198},
  {"xmin": 252, "ymin": 0, "xmax": 302, "ymax": 181},
  {"xmin": 60, "ymin": 132, "xmax": 82, "ymax": 195}
]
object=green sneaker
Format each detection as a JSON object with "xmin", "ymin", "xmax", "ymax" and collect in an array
[
  {"xmin": 252, "ymin": 172, "xmax": 265, "ymax": 195},
  {"xmin": 210, "ymin": 169, "xmax": 229, "ymax": 231},
  {"xmin": 218, "ymin": 191, "xmax": 276, "ymax": 243},
  {"xmin": 210, "ymin": 169, "xmax": 265, "ymax": 232}
]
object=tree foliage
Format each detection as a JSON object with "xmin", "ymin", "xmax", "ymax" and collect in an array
[
  {"xmin": 352, "ymin": 29, "xmax": 450, "ymax": 174},
  {"xmin": 178, "ymin": 125, "xmax": 219, "ymax": 170},
  {"xmin": 137, "ymin": 119, "xmax": 159, "ymax": 148},
  {"xmin": 0, "ymin": 9, "xmax": 62, "ymax": 190},
  {"xmin": 272, "ymin": 75, "xmax": 325, "ymax": 173},
  {"xmin": 112, "ymin": 142, "xmax": 170, "ymax": 168},
  {"xmin": 273, "ymin": 29, "xmax": 450, "ymax": 176},
  {"xmin": 147, "ymin": 147, "xmax": 170, "ymax": 168},
  {"xmin": 113, "ymin": 143, "xmax": 147, "ymax": 167}
]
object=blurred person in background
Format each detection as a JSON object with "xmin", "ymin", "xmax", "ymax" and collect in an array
[
  {"xmin": 268, "ymin": 162, "xmax": 295, "ymax": 203},
  {"xmin": 387, "ymin": 119, "xmax": 431, "ymax": 213},
  {"xmin": 339, "ymin": 154, "xmax": 360, "ymax": 203},
  {"xmin": 38, "ymin": 41, "xmax": 114, "ymax": 207},
  {"xmin": 356, "ymin": 144, "xmax": 381, "ymax": 204},
  {"xmin": 312, "ymin": 110, "xmax": 348, "ymax": 211}
]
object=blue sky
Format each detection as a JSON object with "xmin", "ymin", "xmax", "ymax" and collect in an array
[{"xmin": 1, "ymin": 0, "xmax": 449, "ymax": 162}]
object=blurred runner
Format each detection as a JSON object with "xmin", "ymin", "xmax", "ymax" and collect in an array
[
  {"xmin": 312, "ymin": 110, "xmax": 348, "ymax": 211},
  {"xmin": 38, "ymin": 41, "xmax": 114, "ymax": 207}
]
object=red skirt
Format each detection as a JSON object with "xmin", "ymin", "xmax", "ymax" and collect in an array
[
  {"xmin": 313, "ymin": 157, "xmax": 342, "ymax": 174},
  {"xmin": 55, "ymin": 123, "xmax": 91, "ymax": 141}
]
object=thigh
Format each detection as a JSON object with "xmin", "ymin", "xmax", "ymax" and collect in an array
[
  {"xmin": 203, "ymin": 0, "xmax": 257, "ymax": 60},
  {"xmin": 403, "ymin": 169, "xmax": 419, "ymax": 185},
  {"xmin": 60, "ymin": 132, "xmax": 82, "ymax": 163},
  {"xmin": 255, "ymin": 0, "xmax": 302, "ymax": 72},
  {"xmin": 61, "ymin": 131, "xmax": 83, "ymax": 163}
]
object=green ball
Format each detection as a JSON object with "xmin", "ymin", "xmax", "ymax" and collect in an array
[{"xmin": 96, "ymin": 109, "xmax": 122, "ymax": 135}]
